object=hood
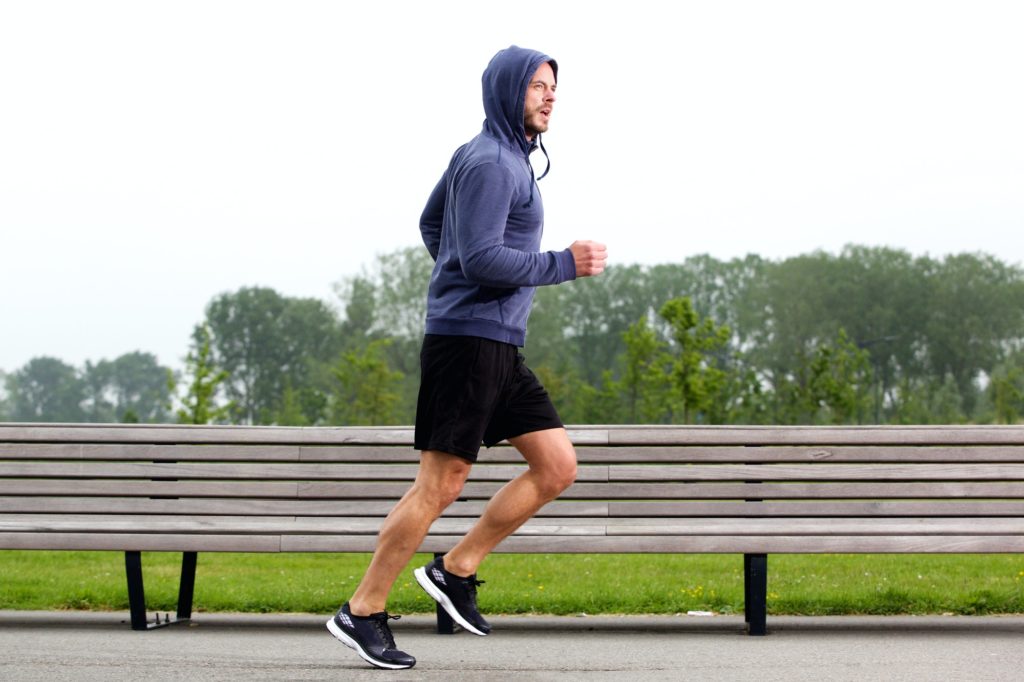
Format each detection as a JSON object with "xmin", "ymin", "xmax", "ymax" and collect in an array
[{"xmin": 481, "ymin": 45, "xmax": 557, "ymax": 156}]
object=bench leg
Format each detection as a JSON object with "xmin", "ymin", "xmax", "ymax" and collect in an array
[
  {"xmin": 433, "ymin": 552, "xmax": 456, "ymax": 634},
  {"xmin": 125, "ymin": 551, "xmax": 149, "ymax": 631},
  {"xmin": 744, "ymin": 553, "xmax": 768, "ymax": 636},
  {"xmin": 124, "ymin": 551, "xmax": 198, "ymax": 631},
  {"xmin": 177, "ymin": 552, "xmax": 198, "ymax": 620}
]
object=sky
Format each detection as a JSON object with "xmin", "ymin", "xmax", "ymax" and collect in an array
[{"xmin": 1, "ymin": 0, "xmax": 1022, "ymax": 374}]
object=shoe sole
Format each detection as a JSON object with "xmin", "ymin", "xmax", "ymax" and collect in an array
[
  {"xmin": 325, "ymin": 617, "xmax": 414, "ymax": 670},
  {"xmin": 413, "ymin": 566, "xmax": 489, "ymax": 636}
]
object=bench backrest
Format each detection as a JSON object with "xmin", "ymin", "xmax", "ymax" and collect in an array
[{"xmin": 3, "ymin": 424, "xmax": 1024, "ymax": 554}]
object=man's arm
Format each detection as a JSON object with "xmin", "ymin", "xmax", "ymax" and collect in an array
[
  {"xmin": 419, "ymin": 173, "xmax": 447, "ymax": 261},
  {"xmin": 456, "ymin": 164, "xmax": 584, "ymax": 287}
]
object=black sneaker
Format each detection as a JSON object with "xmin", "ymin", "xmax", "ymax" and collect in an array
[
  {"xmin": 326, "ymin": 602, "xmax": 416, "ymax": 670},
  {"xmin": 414, "ymin": 556, "xmax": 491, "ymax": 636}
]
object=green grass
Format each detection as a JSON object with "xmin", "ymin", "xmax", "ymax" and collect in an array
[{"xmin": 2, "ymin": 551, "xmax": 1023, "ymax": 616}]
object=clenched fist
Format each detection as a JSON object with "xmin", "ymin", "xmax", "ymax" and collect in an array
[{"xmin": 569, "ymin": 240, "xmax": 608, "ymax": 277}]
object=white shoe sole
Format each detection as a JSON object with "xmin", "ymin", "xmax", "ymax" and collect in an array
[
  {"xmin": 325, "ymin": 617, "xmax": 414, "ymax": 670},
  {"xmin": 413, "ymin": 566, "xmax": 489, "ymax": 636}
]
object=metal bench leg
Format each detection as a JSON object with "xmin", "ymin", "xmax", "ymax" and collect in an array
[
  {"xmin": 744, "ymin": 553, "xmax": 768, "ymax": 636},
  {"xmin": 433, "ymin": 552, "xmax": 455, "ymax": 635},
  {"xmin": 125, "ymin": 551, "xmax": 149, "ymax": 631},
  {"xmin": 124, "ymin": 551, "xmax": 198, "ymax": 631},
  {"xmin": 743, "ymin": 554, "xmax": 751, "ymax": 623},
  {"xmin": 177, "ymin": 552, "xmax": 198, "ymax": 621}
]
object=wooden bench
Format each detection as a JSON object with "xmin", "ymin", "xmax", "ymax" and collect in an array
[{"xmin": 2, "ymin": 423, "xmax": 1023, "ymax": 635}]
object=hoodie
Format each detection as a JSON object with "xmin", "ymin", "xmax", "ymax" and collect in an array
[{"xmin": 419, "ymin": 45, "xmax": 577, "ymax": 347}]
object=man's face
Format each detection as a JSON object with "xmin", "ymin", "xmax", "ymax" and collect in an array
[{"xmin": 523, "ymin": 61, "xmax": 556, "ymax": 141}]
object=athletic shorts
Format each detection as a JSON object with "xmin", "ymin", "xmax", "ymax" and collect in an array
[{"xmin": 413, "ymin": 334, "xmax": 564, "ymax": 462}]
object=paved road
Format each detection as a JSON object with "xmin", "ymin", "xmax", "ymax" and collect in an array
[{"xmin": 2, "ymin": 610, "xmax": 1023, "ymax": 681}]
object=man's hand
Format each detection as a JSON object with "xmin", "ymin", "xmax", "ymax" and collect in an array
[{"xmin": 569, "ymin": 240, "xmax": 608, "ymax": 277}]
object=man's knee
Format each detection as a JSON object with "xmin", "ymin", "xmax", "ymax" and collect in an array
[
  {"xmin": 415, "ymin": 451, "xmax": 473, "ymax": 512},
  {"xmin": 551, "ymin": 455, "xmax": 578, "ymax": 494},
  {"xmin": 534, "ymin": 446, "xmax": 577, "ymax": 498}
]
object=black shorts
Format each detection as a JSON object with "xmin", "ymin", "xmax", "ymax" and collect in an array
[{"xmin": 413, "ymin": 334, "xmax": 564, "ymax": 462}]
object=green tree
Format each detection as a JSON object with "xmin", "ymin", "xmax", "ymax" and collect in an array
[
  {"xmin": 804, "ymin": 328, "xmax": 872, "ymax": 424},
  {"xmin": 175, "ymin": 325, "xmax": 233, "ymax": 425},
  {"xmin": 329, "ymin": 339, "xmax": 404, "ymax": 425},
  {"xmin": 333, "ymin": 247, "xmax": 434, "ymax": 421},
  {"xmin": 921, "ymin": 253, "xmax": 1024, "ymax": 418},
  {"xmin": 890, "ymin": 374, "xmax": 966, "ymax": 425},
  {"xmin": 83, "ymin": 352, "xmax": 174, "ymax": 423},
  {"xmin": 718, "ymin": 358, "xmax": 772, "ymax": 425},
  {"xmin": 5, "ymin": 357, "xmax": 85, "ymax": 422},
  {"xmin": 989, "ymin": 354, "xmax": 1024, "ymax": 424},
  {"xmin": 617, "ymin": 314, "xmax": 672, "ymax": 423},
  {"xmin": 336, "ymin": 275, "xmax": 377, "ymax": 342},
  {"xmin": 0, "ymin": 370, "xmax": 10, "ymax": 420},
  {"xmin": 204, "ymin": 287, "xmax": 342, "ymax": 424},
  {"xmin": 81, "ymin": 360, "xmax": 115, "ymax": 422},
  {"xmin": 659, "ymin": 297, "xmax": 731, "ymax": 424}
]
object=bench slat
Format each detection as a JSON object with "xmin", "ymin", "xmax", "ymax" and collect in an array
[
  {"xmin": 4, "ymin": 516, "xmax": 1022, "ymax": 536},
  {"xmin": 7, "ymin": 424, "xmax": 1024, "ymax": 446},
  {"xmin": 570, "ymin": 445, "xmax": 1024, "ymax": 463},
  {"xmin": 8, "ymin": 532, "xmax": 1021, "ymax": 554},
  {"xmin": 6, "ymin": 479, "xmax": 1024, "ymax": 500},
  {"xmin": 0, "ymin": 496, "xmax": 608, "ymax": 517},
  {"xmin": 9, "ymin": 443, "xmax": 1024, "ymax": 464},
  {"xmin": 610, "ymin": 501, "xmax": 1024, "ymax": 517},
  {"xmin": 558, "ymin": 481, "xmax": 1024, "ymax": 500},
  {"xmin": 6, "ymin": 496, "xmax": 1021, "ymax": 518},
  {"xmin": 0, "ymin": 481, "xmax": 304, "ymax": 497},
  {"xmin": 0, "ymin": 462, "xmax": 605, "ymax": 483},
  {"xmin": 11, "ymin": 531, "xmax": 1007, "ymax": 555},
  {"xmin": 605, "ymin": 426, "xmax": 1024, "ymax": 446},
  {"xmin": 282, "ymin": 534, "xmax": 1024, "ymax": 553},
  {"xmin": 8, "ymin": 461, "xmax": 1024, "ymax": 483},
  {"xmin": 609, "ymin": 464, "xmax": 1024, "ymax": 481},
  {"xmin": 0, "ymin": 532, "xmax": 282, "ymax": 551}
]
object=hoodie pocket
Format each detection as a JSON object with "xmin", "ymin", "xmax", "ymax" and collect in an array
[{"xmin": 470, "ymin": 287, "xmax": 512, "ymax": 324}]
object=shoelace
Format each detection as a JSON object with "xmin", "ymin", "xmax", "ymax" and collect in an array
[
  {"xmin": 461, "ymin": 577, "xmax": 486, "ymax": 605},
  {"xmin": 371, "ymin": 613, "xmax": 402, "ymax": 650}
]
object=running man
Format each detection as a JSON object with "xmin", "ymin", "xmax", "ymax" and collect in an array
[{"xmin": 328, "ymin": 45, "xmax": 607, "ymax": 670}]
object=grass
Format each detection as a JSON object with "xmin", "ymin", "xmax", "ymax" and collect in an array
[{"xmin": 1, "ymin": 551, "xmax": 1023, "ymax": 616}]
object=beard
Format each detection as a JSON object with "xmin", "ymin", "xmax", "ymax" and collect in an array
[{"xmin": 524, "ymin": 108, "xmax": 550, "ymax": 139}]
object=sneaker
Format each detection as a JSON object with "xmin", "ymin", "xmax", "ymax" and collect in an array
[
  {"xmin": 414, "ymin": 555, "xmax": 491, "ymax": 636},
  {"xmin": 326, "ymin": 602, "xmax": 416, "ymax": 670}
]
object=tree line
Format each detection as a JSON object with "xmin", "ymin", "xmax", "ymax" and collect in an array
[{"xmin": 3, "ymin": 245, "xmax": 1024, "ymax": 426}]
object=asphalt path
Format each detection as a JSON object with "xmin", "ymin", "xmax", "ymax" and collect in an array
[{"xmin": 2, "ymin": 610, "xmax": 1023, "ymax": 681}]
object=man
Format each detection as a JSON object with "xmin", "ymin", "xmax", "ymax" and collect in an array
[{"xmin": 327, "ymin": 45, "xmax": 607, "ymax": 670}]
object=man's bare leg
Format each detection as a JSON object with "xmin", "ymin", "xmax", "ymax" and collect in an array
[
  {"xmin": 347, "ymin": 451, "xmax": 472, "ymax": 616},
  {"xmin": 443, "ymin": 427, "xmax": 577, "ymax": 577}
]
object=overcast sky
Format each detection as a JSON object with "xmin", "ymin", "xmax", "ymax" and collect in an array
[{"xmin": 1, "ymin": 0, "xmax": 1022, "ymax": 374}]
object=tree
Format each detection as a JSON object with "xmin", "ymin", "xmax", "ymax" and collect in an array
[
  {"xmin": 333, "ymin": 247, "xmax": 434, "ymax": 420},
  {"xmin": 889, "ymin": 374, "xmax": 966, "ymax": 425},
  {"xmin": 81, "ymin": 360, "xmax": 115, "ymax": 422},
  {"xmin": 5, "ymin": 357, "xmax": 85, "ymax": 422},
  {"xmin": 617, "ymin": 314, "xmax": 672, "ymax": 423},
  {"xmin": 174, "ymin": 325, "xmax": 233, "ymax": 425},
  {"xmin": 804, "ymin": 328, "xmax": 872, "ymax": 424},
  {"xmin": 0, "ymin": 370, "xmax": 10, "ymax": 420},
  {"xmin": 204, "ymin": 287, "xmax": 343, "ymax": 424},
  {"xmin": 921, "ymin": 253, "xmax": 1024, "ymax": 417},
  {"xmin": 989, "ymin": 353, "xmax": 1024, "ymax": 424},
  {"xmin": 659, "ymin": 297, "xmax": 731, "ymax": 424},
  {"xmin": 329, "ymin": 339, "xmax": 404, "ymax": 425},
  {"xmin": 82, "ymin": 352, "xmax": 174, "ymax": 423}
]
